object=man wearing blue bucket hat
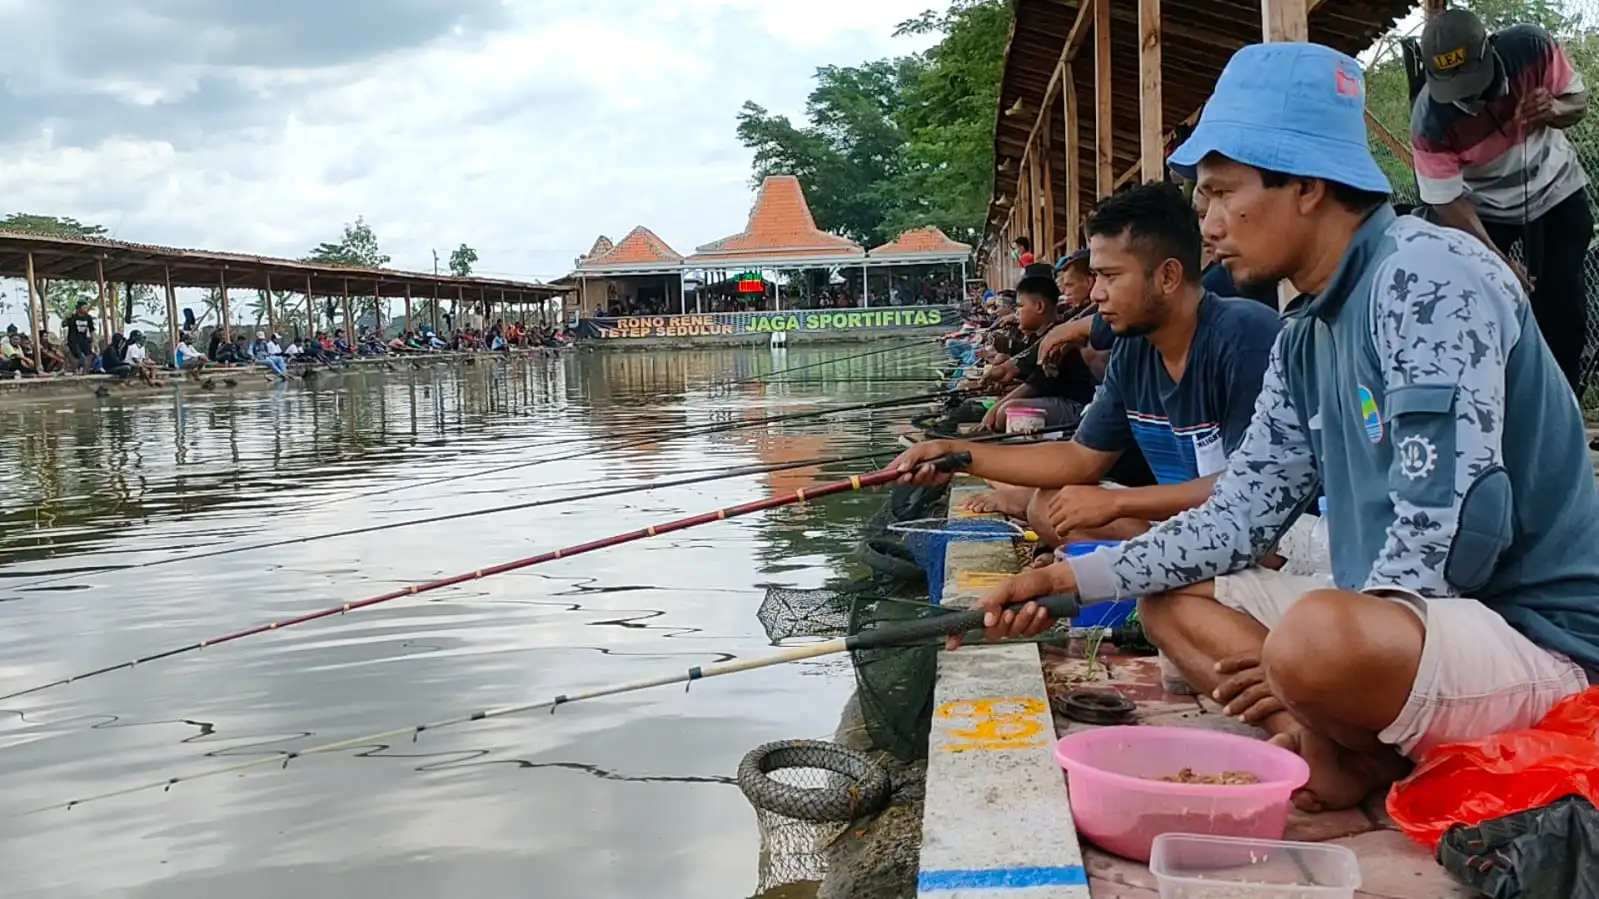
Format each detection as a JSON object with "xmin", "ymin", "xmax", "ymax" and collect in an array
[{"xmin": 963, "ymin": 42, "xmax": 1599, "ymax": 813}]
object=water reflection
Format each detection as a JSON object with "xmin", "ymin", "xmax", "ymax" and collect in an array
[{"xmin": 0, "ymin": 343, "xmax": 939, "ymax": 898}]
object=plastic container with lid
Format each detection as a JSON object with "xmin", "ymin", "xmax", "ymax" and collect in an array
[
  {"xmin": 1004, "ymin": 404, "xmax": 1047, "ymax": 434},
  {"xmin": 1052, "ymin": 726, "xmax": 1309, "ymax": 863},
  {"xmin": 1148, "ymin": 833, "xmax": 1361, "ymax": 898}
]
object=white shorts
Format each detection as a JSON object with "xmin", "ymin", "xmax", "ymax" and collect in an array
[{"xmin": 1214, "ymin": 568, "xmax": 1589, "ymax": 759}]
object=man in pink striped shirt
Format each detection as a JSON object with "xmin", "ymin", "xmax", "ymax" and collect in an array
[{"xmin": 1411, "ymin": 8, "xmax": 1591, "ymax": 392}]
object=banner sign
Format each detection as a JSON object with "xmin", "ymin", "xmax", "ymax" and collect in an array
[{"xmin": 575, "ymin": 305, "xmax": 958, "ymax": 340}]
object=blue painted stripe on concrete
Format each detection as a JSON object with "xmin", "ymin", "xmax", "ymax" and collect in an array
[{"xmin": 917, "ymin": 865, "xmax": 1089, "ymax": 891}]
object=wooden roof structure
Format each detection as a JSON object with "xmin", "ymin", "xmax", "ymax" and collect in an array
[
  {"xmin": 686, "ymin": 175, "xmax": 865, "ymax": 269},
  {"xmin": 0, "ymin": 229, "xmax": 563, "ymax": 301},
  {"xmin": 981, "ymin": 0, "xmax": 1418, "ymax": 275}
]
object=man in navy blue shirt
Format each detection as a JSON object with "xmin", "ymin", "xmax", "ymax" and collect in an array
[{"xmin": 894, "ymin": 182, "xmax": 1282, "ymax": 548}]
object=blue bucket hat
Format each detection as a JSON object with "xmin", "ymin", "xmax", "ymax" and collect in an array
[
  {"xmin": 1168, "ymin": 42, "xmax": 1390, "ymax": 195},
  {"xmin": 1054, "ymin": 248, "xmax": 1090, "ymax": 273}
]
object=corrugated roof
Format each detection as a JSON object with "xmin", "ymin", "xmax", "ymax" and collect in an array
[
  {"xmin": 687, "ymin": 175, "xmax": 864, "ymax": 265},
  {"xmin": 0, "ymin": 230, "xmax": 563, "ymax": 300}
]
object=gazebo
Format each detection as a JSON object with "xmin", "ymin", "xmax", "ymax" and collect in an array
[
  {"xmin": 684, "ymin": 175, "xmax": 867, "ymax": 312},
  {"xmin": 866, "ymin": 226, "xmax": 973, "ymax": 307},
  {"xmin": 571, "ymin": 226, "xmax": 687, "ymax": 317}
]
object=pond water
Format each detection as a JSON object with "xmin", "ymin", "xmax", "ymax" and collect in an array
[{"xmin": 0, "ymin": 342, "xmax": 945, "ymax": 899}]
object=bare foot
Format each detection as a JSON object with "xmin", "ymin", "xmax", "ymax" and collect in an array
[
  {"xmin": 960, "ymin": 485, "xmax": 1031, "ymax": 518},
  {"xmin": 1269, "ymin": 726, "xmax": 1409, "ymax": 812}
]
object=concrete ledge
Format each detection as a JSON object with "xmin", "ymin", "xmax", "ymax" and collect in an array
[{"xmin": 917, "ymin": 475, "xmax": 1089, "ymax": 898}]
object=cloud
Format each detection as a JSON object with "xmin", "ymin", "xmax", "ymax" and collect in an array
[{"xmin": 0, "ymin": 0, "xmax": 942, "ymax": 329}]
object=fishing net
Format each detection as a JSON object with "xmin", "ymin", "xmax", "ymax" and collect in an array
[
  {"xmin": 738, "ymin": 740, "xmax": 893, "ymax": 896},
  {"xmin": 889, "ymin": 517, "xmax": 1031, "ymax": 606},
  {"xmin": 848, "ymin": 594, "xmax": 951, "ymax": 760}
]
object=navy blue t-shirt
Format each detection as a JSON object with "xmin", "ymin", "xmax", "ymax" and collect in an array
[
  {"xmin": 1201, "ymin": 261, "xmax": 1280, "ymax": 308},
  {"xmin": 1075, "ymin": 293, "xmax": 1283, "ymax": 485}
]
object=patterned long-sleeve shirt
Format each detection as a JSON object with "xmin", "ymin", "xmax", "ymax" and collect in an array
[{"xmin": 1070, "ymin": 208, "xmax": 1599, "ymax": 675}]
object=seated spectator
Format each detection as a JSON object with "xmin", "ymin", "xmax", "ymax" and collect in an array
[{"xmin": 894, "ymin": 181, "xmax": 1282, "ymax": 552}]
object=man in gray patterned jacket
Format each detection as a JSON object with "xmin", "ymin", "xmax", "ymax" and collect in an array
[{"xmin": 959, "ymin": 42, "xmax": 1599, "ymax": 812}]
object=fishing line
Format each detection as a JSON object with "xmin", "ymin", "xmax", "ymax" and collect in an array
[
  {"xmin": 0, "ymin": 453, "xmax": 979, "ymax": 704},
  {"xmin": 25, "ymin": 588, "xmax": 1081, "ymax": 816},
  {"xmin": 5, "ymin": 450, "xmax": 902, "ymax": 591},
  {"xmin": 290, "ymin": 389, "xmax": 968, "ymax": 513},
  {"xmin": 715, "ymin": 336, "xmax": 949, "ymax": 389}
]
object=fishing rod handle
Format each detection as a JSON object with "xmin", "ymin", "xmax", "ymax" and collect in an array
[
  {"xmin": 858, "ymin": 594, "xmax": 1081, "ymax": 649},
  {"xmin": 928, "ymin": 451, "xmax": 973, "ymax": 473}
]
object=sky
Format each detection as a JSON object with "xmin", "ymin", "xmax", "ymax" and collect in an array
[{"xmin": 0, "ymin": 0, "xmax": 943, "ymax": 326}]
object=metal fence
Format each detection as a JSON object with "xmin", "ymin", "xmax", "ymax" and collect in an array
[{"xmin": 1364, "ymin": 4, "xmax": 1599, "ymax": 409}]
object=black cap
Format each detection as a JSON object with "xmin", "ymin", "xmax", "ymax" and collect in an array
[{"xmin": 1420, "ymin": 8, "xmax": 1495, "ymax": 103}]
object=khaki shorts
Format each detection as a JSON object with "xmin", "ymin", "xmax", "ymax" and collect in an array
[{"xmin": 1215, "ymin": 568, "xmax": 1589, "ymax": 759}]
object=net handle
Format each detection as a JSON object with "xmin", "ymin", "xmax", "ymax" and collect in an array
[{"xmin": 848, "ymin": 594, "xmax": 1081, "ymax": 650}]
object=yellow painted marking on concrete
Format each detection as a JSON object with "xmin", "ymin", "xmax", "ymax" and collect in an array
[
  {"xmin": 953, "ymin": 570, "xmax": 1012, "ymax": 590},
  {"xmin": 934, "ymin": 697, "xmax": 1049, "ymax": 752},
  {"xmin": 850, "ymin": 475, "xmax": 862, "ymax": 490}
]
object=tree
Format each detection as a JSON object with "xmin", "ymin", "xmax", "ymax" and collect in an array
[
  {"xmin": 448, "ymin": 243, "xmax": 479, "ymax": 277},
  {"xmin": 733, "ymin": 0, "xmax": 1007, "ymax": 248},
  {"xmin": 306, "ymin": 216, "xmax": 390, "ymax": 269}
]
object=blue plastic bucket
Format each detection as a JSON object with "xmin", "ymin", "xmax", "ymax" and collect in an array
[
  {"xmin": 899, "ymin": 518, "xmax": 1019, "ymax": 606},
  {"xmin": 1060, "ymin": 541, "xmax": 1136, "ymax": 628}
]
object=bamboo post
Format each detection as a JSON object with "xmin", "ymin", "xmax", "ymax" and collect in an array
[
  {"xmin": 95, "ymin": 259, "xmax": 110, "ymax": 345},
  {"xmin": 1093, "ymin": 0, "xmax": 1114, "ymax": 197},
  {"xmin": 219, "ymin": 269, "xmax": 232, "ymax": 343},
  {"xmin": 265, "ymin": 273, "xmax": 277, "ymax": 335},
  {"xmin": 24, "ymin": 252, "xmax": 42, "ymax": 372},
  {"xmin": 1139, "ymin": 0, "xmax": 1164, "ymax": 183}
]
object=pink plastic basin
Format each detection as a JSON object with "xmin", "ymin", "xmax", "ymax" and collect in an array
[{"xmin": 1053, "ymin": 726, "xmax": 1310, "ymax": 863}]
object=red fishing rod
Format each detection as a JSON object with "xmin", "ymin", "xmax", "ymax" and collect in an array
[{"xmin": 0, "ymin": 452, "xmax": 973, "ymax": 704}]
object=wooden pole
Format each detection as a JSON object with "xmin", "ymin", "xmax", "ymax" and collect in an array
[
  {"xmin": 1261, "ymin": 0, "xmax": 1308, "ymax": 42},
  {"xmin": 24, "ymin": 252, "xmax": 42, "ymax": 372},
  {"xmin": 1064, "ymin": 63, "xmax": 1082, "ymax": 252},
  {"xmin": 342, "ymin": 279, "xmax": 352, "ymax": 338},
  {"xmin": 1139, "ymin": 0, "xmax": 1164, "ymax": 184},
  {"xmin": 1041, "ymin": 98, "xmax": 1056, "ymax": 254},
  {"xmin": 164, "ymin": 265, "xmax": 179, "ymax": 362},
  {"xmin": 219, "ymin": 269, "xmax": 232, "ymax": 343},
  {"xmin": 265, "ymin": 273, "xmax": 277, "ymax": 335},
  {"xmin": 433, "ymin": 286, "xmax": 441, "ymax": 334},
  {"xmin": 373, "ymin": 282, "xmax": 383, "ymax": 335},
  {"xmin": 404, "ymin": 285, "xmax": 413, "ymax": 332},
  {"xmin": 306, "ymin": 276, "xmax": 315, "ymax": 340},
  {"xmin": 95, "ymin": 259, "xmax": 110, "ymax": 345},
  {"xmin": 1093, "ymin": 0, "xmax": 1114, "ymax": 197}
]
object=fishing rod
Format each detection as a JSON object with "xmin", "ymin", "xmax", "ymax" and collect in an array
[
  {"xmin": 294, "ymin": 388, "xmax": 969, "ymax": 513},
  {"xmin": 6, "ymin": 450, "xmax": 902, "ymax": 591},
  {"xmin": 28, "ymin": 589, "xmax": 1081, "ymax": 815},
  {"xmin": 0, "ymin": 452, "xmax": 976, "ymax": 705},
  {"xmin": 715, "ymin": 337, "xmax": 947, "ymax": 389}
]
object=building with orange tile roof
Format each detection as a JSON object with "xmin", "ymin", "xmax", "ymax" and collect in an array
[
  {"xmin": 568, "ymin": 225, "xmax": 687, "ymax": 318},
  {"xmin": 685, "ymin": 175, "xmax": 866, "ymax": 271},
  {"xmin": 868, "ymin": 227, "xmax": 973, "ymax": 267}
]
